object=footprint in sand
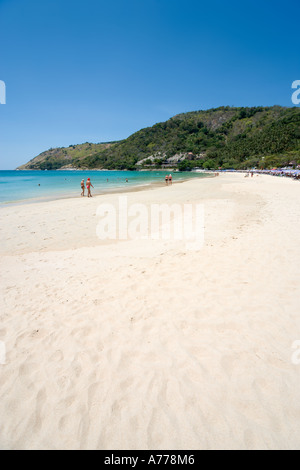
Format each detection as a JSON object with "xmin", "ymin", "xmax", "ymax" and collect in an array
[
  {"xmin": 33, "ymin": 388, "xmax": 47, "ymax": 433},
  {"xmin": 49, "ymin": 350, "xmax": 64, "ymax": 362},
  {"xmin": 243, "ymin": 429, "xmax": 256, "ymax": 449},
  {"xmin": 71, "ymin": 360, "xmax": 82, "ymax": 378},
  {"xmin": 19, "ymin": 362, "xmax": 38, "ymax": 376}
]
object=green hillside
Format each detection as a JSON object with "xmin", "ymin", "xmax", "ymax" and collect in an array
[
  {"xmin": 17, "ymin": 142, "xmax": 117, "ymax": 170},
  {"xmin": 17, "ymin": 106, "xmax": 300, "ymax": 171}
]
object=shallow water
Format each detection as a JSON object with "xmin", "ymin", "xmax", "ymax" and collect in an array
[{"xmin": 0, "ymin": 170, "xmax": 209, "ymax": 205}]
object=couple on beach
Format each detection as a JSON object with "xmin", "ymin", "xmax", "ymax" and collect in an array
[
  {"xmin": 165, "ymin": 174, "xmax": 172, "ymax": 185},
  {"xmin": 81, "ymin": 178, "xmax": 94, "ymax": 197}
]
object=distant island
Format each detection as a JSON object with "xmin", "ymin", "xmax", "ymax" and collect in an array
[{"xmin": 17, "ymin": 106, "xmax": 300, "ymax": 171}]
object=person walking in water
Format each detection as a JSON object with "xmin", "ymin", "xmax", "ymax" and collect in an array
[
  {"xmin": 81, "ymin": 179, "xmax": 85, "ymax": 197},
  {"xmin": 86, "ymin": 178, "xmax": 94, "ymax": 198}
]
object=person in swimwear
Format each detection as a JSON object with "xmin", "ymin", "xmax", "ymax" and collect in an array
[
  {"xmin": 168, "ymin": 174, "xmax": 172, "ymax": 184},
  {"xmin": 165, "ymin": 174, "xmax": 169, "ymax": 185},
  {"xmin": 81, "ymin": 179, "xmax": 85, "ymax": 197},
  {"xmin": 86, "ymin": 178, "xmax": 94, "ymax": 198}
]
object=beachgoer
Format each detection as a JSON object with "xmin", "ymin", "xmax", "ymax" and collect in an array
[
  {"xmin": 86, "ymin": 178, "xmax": 94, "ymax": 198},
  {"xmin": 165, "ymin": 175, "xmax": 169, "ymax": 184},
  {"xmin": 126, "ymin": 178, "xmax": 128, "ymax": 183},
  {"xmin": 81, "ymin": 179, "xmax": 85, "ymax": 197},
  {"xmin": 169, "ymin": 174, "xmax": 172, "ymax": 184}
]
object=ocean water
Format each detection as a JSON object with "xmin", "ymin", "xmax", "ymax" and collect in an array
[{"xmin": 0, "ymin": 170, "xmax": 209, "ymax": 205}]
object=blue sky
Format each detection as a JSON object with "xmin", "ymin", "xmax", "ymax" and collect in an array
[{"xmin": 0, "ymin": 0, "xmax": 299, "ymax": 169}]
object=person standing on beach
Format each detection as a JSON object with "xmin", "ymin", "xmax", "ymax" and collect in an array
[
  {"xmin": 81, "ymin": 179, "xmax": 85, "ymax": 197},
  {"xmin": 86, "ymin": 178, "xmax": 94, "ymax": 198},
  {"xmin": 169, "ymin": 174, "xmax": 172, "ymax": 184},
  {"xmin": 165, "ymin": 175, "xmax": 169, "ymax": 185}
]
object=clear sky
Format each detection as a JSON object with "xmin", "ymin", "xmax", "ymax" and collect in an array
[{"xmin": 0, "ymin": 0, "xmax": 299, "ymax": 169}]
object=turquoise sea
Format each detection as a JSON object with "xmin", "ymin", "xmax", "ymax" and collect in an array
[{"xmin": 0, "ymin": 170, "xmax": 209, "ymax": 205}]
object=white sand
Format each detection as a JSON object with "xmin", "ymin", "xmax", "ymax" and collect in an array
[{"xmin": 0, "ymin": 173, "xmax": 300, "ymax": 450}]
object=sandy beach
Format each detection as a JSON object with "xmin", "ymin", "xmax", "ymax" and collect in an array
[{"xmin": 0, "ymin": 172, "xmax": 300, "ymax": 450}]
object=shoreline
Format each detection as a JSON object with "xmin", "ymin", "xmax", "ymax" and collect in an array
[
  {"xmin": 3, "ymin": 168, "xmax": 299, "ymax": 209},
  {"xmin": 0, "ymin": 173, "xmax": 214, "ymax": 209}
]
